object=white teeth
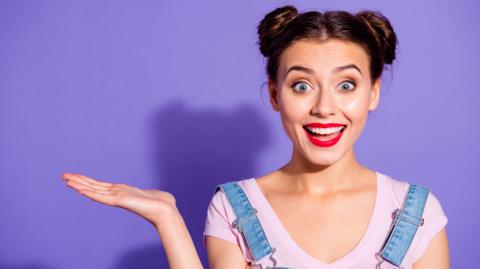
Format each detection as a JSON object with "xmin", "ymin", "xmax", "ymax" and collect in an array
[{"xmin": 306, "ymin": 126, "xmax": 345, "ymax": 135}]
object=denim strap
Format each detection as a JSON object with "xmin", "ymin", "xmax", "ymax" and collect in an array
[
  {"xmin": 378, "ymin": 183, "xmax": 430, "ymax": 267},
  {"xmin": 216, "ymin": 182, "xmax": 273, "ymax": 261}
]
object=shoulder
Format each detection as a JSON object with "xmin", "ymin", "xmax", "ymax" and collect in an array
[
  {"xmin": 204, "ymin": 178, "xmax": 257, "ymax": 261},
  {"xmin": 381, "ymin": 173, "xmax": 448, "ymax": 220},
  {"xmin": 207, "ymin": 178, "xmax": 255, "ymax": 219},
  {"xmin": 211, "ymin": 178, "xmax": 257, "ymax": 209},
  {"xmin": 379, "ymin": 172, "xmax": 449, "ymax": 263}
]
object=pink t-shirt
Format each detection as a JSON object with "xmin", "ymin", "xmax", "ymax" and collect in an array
[{"xmin": 203, "ymin": 171, "xmax": 448, "ymax": 269}]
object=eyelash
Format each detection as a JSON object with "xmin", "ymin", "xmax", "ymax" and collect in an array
[
  {"xmin": 291, "ymin": 81, "xmax": 311, "ymax": 93},
  {"xmin": 291, "ymin": 80, "xmax": 357, "ymax": 93},
  {"xmin": 338, "ymin": 80, "xmax": 356, "ymax": 92}
]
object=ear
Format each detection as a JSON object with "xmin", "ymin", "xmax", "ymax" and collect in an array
[
  {"xmin": 368, "ymin": 78, "xmax": 381, "ymax": 111},
  {"xmin": 268, "ymin": 78, "xmax": 280, "ymax": 111}
]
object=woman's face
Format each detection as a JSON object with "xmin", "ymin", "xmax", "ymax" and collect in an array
[{"xmin": 268, "ymin": 38, "xmax": 380, "ymax": 166}]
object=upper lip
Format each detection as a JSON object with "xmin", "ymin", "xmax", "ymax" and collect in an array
[{"xmin": 304, "ymin": 123, "xmax": 346, "ymax": 128}]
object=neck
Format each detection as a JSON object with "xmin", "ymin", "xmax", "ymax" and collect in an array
[{"xmin": 279, "ymin": 146, "xmax": 366, "ymax": 195}]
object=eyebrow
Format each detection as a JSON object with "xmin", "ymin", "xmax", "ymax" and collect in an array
[{"xmin": 285, "ymin": 64, "xmax": 363, "ymax": 76}]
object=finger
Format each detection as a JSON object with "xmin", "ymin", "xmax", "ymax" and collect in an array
[
  {"xmin": 64, "ymin": 174, "xmax": 110, "ymax": 191},
  {"xmin": 63, "ymin": 175, "xmax": 100, "ymax": 191},
  {"xmin": 66, "ymin": 179, "xmax": 99, "ymax": 193},
  {"xmin": 66, "ymin": 179, "xmax": 114, "ymax": 196},
  {"xmin": 78, "ymin": 174, "xmax": 113, "ymax": 188},
  {"xmin": 78, "ymin": 189, "xmax": 117, "ymax": 206}
]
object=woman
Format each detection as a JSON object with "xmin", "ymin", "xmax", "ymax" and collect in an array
[{"xmin": 62, "ymin": 5, "xmax": 449, "ymax": 269}]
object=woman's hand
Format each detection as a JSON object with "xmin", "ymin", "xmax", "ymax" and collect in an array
[
  {"xmin": 61, "ymin": 173, "xmax": 177, "ymax": 227},
  {"xmin": 61, "ymin": 173, "xmax": 204, "ymax": 269}
]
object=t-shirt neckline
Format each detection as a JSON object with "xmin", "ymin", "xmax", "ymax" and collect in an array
[{"xmin": 247, "ymin": 171, "xmax": 384, "ymax": 268}]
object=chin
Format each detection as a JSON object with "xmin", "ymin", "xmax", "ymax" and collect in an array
[{"xmin": 301, "ymin": 151, "xmax": 344, "ymax": 167}]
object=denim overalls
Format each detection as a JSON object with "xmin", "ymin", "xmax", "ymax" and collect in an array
[{"xmin": 215, "ymin": 181, "xmax": 429, "ymax": 269}]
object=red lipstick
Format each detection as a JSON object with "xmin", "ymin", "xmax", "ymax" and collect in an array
[{"xmin": 303, "ymin": 122, "xmax": 346, "ymax": 147}]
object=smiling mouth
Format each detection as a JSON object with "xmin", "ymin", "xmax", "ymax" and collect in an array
[
  {"xmin": 303, "ymin": 125, "xmax": 346, "ymax": 138},
  {"xmin": 302, "ymin": 124, "xmax": 347, "ymax": 147}
]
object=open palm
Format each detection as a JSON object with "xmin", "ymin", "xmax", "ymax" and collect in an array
[{"xmin": 62, "ymin": 173, "xmax": 176, "ymax": 227}]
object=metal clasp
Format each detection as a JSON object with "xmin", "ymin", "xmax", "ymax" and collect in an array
[
  {"xmin": 392, "ymin": 208, "xmax": 424, "ymax": 227},
  {"xmin": 231, "ymin": 208, "xmax": 258, "ymax": 230},
  {"xmin": 375, "ymin": 252, "xmax": 385, "ymax": 269}
]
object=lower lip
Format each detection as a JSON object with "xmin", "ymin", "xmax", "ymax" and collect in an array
[{"xmin": 304, "ymin": 126, "xmax": 345, "ymax": 147}]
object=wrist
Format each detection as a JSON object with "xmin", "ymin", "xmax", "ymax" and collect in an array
[
  {"xmin": 151, "ymin": 205, "xmax": 203, "ymax": 268},
  {"xmin": 152, "ymin": 204, "xmax": 181, "ymax": 231}
]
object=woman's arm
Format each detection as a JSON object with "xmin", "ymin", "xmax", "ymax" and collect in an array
[
  {"xmin": 154, "ymin": 206, "xmax": 203, "ymax": 268},
  {"xmin": 412, "ymin": 227, "xmax": 450, "ymax": 269},
  {"xmin": 62, "ymin": 173, "xmax": 203, "ymax": 269},
  {"xmin": 206, "ymin": 235, "xmax": 248, "ymax": 269}
]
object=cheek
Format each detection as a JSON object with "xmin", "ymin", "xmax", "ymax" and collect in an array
[
  {"xmin": 278, "ymin": 91, "xmax": 317, "ymax": 120},
  {"xmin": 277, "ymin": 94, "xmax": 311, "ymax": 134},
  {"xmin": 339, "ymin": 93, "xmax": 370, "ymax": 126}
]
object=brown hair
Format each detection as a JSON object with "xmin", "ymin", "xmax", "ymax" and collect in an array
[{"xmin": 257, "ymin": 5, "xmax": 398, "ymax": 84}]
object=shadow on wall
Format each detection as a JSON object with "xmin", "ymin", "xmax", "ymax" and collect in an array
[
  {"xmin": 114, "ymin": 100, "xmax": 271, "ymax": 268},
  {"xmin": 113, "ymin": 243, "xmax": 167, "ymax": 269}
]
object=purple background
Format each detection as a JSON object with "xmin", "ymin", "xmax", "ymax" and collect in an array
[{"xmin": 1, "ymin": 0, "xmax": 478, "ymax": 268}]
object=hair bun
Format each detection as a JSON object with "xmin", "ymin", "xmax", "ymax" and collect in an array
[
  {"xmin": 356, "ymin": 11, "xmax": 398, "ymax": 64},
  {"xmin": 257, "ymin": 5, "xmax": 299, "ymax": 57}
]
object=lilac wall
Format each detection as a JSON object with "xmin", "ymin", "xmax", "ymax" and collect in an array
[{"xmin": 1, "ymin": 0, "xmax": 478, "ymax": 268}]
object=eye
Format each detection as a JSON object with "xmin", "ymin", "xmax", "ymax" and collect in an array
[
  {"xmin": 338, "ymin": 80, "xmax": 356, "ymax": 91},
  {"xmin": 292, "ymin": 82, "xmax": 312, "ymax": 93}
]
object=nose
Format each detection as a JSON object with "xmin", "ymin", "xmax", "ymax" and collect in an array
[{"xmin": 311, "ymin": 88, "xmax": 335, "ymax": 117}]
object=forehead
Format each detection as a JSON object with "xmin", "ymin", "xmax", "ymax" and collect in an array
[{"xmin": 278, "ymin": 38, "xmax": 370, "ymax": 78}]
